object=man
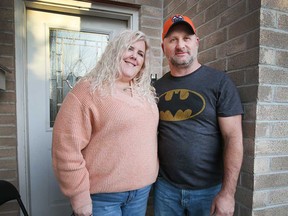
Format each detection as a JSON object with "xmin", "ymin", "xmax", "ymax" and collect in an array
[{"xmin": 153, "ymin": 14, "xmax": 243, "ymax": 216}]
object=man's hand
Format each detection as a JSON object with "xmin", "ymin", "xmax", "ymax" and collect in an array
[{"xmin": 210, "ymin": 191, "xmax": 235, "ymax": 216}]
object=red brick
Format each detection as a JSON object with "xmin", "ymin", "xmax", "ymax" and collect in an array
[
  {"xmin": 276, "ymin": 50, "xmax": 288, "ymax": 68},
  {"xmin": 0, "ymin": 137, "xmax": 16, "ymax": 147},
  {"xmin": 0, "ymin": 126, "xmax": 16, "ymax": 137},
  {"xmin": 260, "ymin": 29, "xmax": 288, "ymax": 50},
  {"xmin": 0, "ymin": 91, "xmax": 16, "ymax": 103},
  {"xmin": 135, "ymin": 0, "xmax": 162, "ymax": 8},
  {"xmin": 261, "ymin": 9, "xmax": 276, "ymax": 28},
  {"xmin": 257, "ymin": 104, "xmax": 288, "ymax": 121},
  {"xmin": 274, "ymin": 87, "xmax": 288, "ymax": 102},
  {"xmin": 278, "ymin": 13, "xmax": 288, "ymax": 31},
  {"xmin": 0, "ymin": 21, "xmax": 14, "ymax": 32},
  {"xmin": 0, "ymin": 44, "xmax": 14, "ymax": 56},
  {"xmin": 198, "ymin": 48, "xmax": 216, "ymax": 63},
  {"xmin": 227, "ymin": 48, "xmax": 259, "ymax": 70},
  {"xmin": 204, "ymin": 28, "xmax": 227, "ymax": 49},
  {"xmin": 259, "ymin": 66, "xmax": 288, "ymax": 85},
  {"xmin": 0, "ymin": 9, "xmax": 13, "ymax": 21},
  {"xmin": 0, "ymin": 0, "xmax": 13, "ymax": 8},
  {"xmin": 141, "ymin": 6, "xmax": 162, "ymax": 18},
  {"xmin": 219, "ymin": 0, "xmax": 246, "ymax": 28},
  {"xmin": 228, "ymin": 10, "xmax": 260, "ymax": 40},
  {"xmin": 0, "ymin": 115, "xmax": 16, "ymax": 125},
  {"xmin": 261, "ymin": 0, "xmax": 288, "ymax": 12}
]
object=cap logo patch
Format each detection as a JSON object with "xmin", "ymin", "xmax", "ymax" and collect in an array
[{"xmin": 172, "ymin": 15, "xmax": 184, "ymax": 23}]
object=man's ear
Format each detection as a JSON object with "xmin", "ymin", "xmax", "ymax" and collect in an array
[
  {"xmin": 161, "ymin": 43, "xmax": 164, "ymax": 52},
  {"xmin": 196, "ymin": 36, "xmax": 200, "ymax": 45}
]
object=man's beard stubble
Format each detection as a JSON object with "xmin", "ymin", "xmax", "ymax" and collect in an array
[
  {"xmin": 170, "ymin": 46, "xmax": 198, "ymax": 69},
  {"xmin": 170, "ymin": 55, "xmax": 194, "ymax": 68}
]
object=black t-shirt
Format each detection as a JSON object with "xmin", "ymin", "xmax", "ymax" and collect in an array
[{"xmin": 154, "ymin": 65, "xmax": 243, "ymax": 189}]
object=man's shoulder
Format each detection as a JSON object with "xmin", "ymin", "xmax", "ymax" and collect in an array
[{"xmin": 200, "ymin": 65, "xmax": 226, "ymax": 76}]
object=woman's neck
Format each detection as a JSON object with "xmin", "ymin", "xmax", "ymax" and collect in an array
[{"xmin": 115, "ymin": 80, "xmax": 134, "ymax": 97}]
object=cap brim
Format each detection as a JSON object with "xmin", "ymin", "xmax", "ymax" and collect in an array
[{"xmin": 164, "ymin": 21, "xmax": 195, "ymax": 39}]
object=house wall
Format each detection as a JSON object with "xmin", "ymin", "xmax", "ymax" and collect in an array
[
  {"xmin": 0, "ymin": 0, "xmax": 18, "ymax": 215},
  {"xmin": 0, "ymin": 0, "xmax": 288, "ymax": 215},
  {"xmin": 253, "ymin": 0, "xmax": 288, "ymax": 215},
  {"xmin": 162, "ymin": 0, "xmax": 288, "ymax": 216}
]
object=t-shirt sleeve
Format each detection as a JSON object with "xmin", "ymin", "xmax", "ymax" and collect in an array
[{"xmin": 216, "ymin": 74, "xmax": 243, "ymax": 117}]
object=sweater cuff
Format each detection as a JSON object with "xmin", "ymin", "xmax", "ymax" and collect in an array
[{"xmin": 70, "ymin": 191, "xmax": 92, "ymax": 213}]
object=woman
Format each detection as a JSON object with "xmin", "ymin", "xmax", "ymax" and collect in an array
[{"xmin": 52, "ymin": 30, "xmax": 159, "ymax": 216}]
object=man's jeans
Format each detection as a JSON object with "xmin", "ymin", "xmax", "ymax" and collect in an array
[
  {"xmin": 154, "ymin": 177, "xmax": 221, "ymax": 216},
  {"xmin": 91, "ymin": 184, "xmax": 151, "ymax": 216}
]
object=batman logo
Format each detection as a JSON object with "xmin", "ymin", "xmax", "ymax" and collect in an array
[{"xmin": 158, "ymin": 89, "xmax": 206, "ymax": 121}]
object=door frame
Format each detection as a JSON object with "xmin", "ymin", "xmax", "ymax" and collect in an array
[{"xmin": 15, "ymin": 0, "xmax": 139, "ymax": 212}]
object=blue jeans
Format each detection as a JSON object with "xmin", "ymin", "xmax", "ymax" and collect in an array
[
  {"xmin": 91, "ymin": 184, "xmax": 152, "ymax": 216},
  {"xmin": 154, "ymin": 177, "xmax": 221, "ymax": 216}
]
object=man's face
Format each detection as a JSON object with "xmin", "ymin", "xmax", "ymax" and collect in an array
[{"xmin": 162, "ymin": 24, "xmax": 199, "ymax": 69}]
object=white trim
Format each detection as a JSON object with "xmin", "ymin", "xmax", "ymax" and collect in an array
[
  {"xmin": 15, "ymin": 0, "xmax": 139, "ymax": 214},
  {"xmin": 15, "ymin": 0, "xmax": 30, "ymax": 214},
  {"xmin": 25, "ymin": 0, "xmax": 139, "ymax": 29}
]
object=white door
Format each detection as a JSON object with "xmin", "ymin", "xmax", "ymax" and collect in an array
[{"xmin": 27, "ymin": 9, "xmax": 128, "ymax": 215}]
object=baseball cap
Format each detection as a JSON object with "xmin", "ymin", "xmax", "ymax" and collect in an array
[{"xmin": 162, "ymin": 14, "xmax": 196, "ymax": 40}]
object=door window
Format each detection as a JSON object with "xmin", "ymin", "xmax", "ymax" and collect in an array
[{"xmin": 49, "ymin": 29, "xmax": 109, "ymax": 127}]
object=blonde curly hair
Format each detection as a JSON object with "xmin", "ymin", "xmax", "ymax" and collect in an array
[{"xmin": 83, "ymin": 29, "xmax": 157, "ymax": 103}]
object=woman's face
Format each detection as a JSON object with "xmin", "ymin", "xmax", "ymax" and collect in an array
[{"xmin": 119, "ymin": 40, "xmax": 146, "ymax": 82}]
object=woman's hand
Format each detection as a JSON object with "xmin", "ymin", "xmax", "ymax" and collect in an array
[{"xmin": 73, "ymin": 204, "xmax": 93, "ymax": 216}]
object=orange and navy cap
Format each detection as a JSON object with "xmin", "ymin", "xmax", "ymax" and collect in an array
[{"xmin": 162, "ymin": 14, "xmax": 196, "ymax": 40}]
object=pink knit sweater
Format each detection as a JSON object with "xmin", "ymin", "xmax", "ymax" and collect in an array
[{"xmin": 52, "ymin": 80, "xmax": 159, "ymax": 211}]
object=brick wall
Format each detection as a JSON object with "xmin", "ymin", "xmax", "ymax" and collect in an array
[
  {"xmin": 1, "ymin": 0, "xmax": 287, "ymax": 215},
  {"xmin": 163, "ymin": 0, "xmax": 288, "ymax": 215},
  {"xmin": 253, "ymin": 0, "xmax": 288, "ymax": 215},
  {"xmin": 0, "ymin": 0, "xmax": 18, "ymax": 215}
]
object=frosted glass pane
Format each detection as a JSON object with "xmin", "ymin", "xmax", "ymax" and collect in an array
[{"xmin": 49, "ymin": 29, "xmax": 109, "ymax": 127}]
